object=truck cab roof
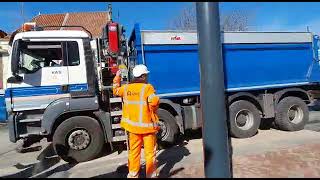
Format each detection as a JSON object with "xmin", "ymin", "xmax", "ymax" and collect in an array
[{"xmin": 13, "ymin": 30, "xmax": 90, "ymax": 41}]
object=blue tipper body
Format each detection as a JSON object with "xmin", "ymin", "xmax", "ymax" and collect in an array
[
  {"xmin": 129, "ymin": 23, "xmax": 320, "ymax": 98},
  {"xmin": 0, "ymin": 90, "xmax": 7, "ymax": 122}
]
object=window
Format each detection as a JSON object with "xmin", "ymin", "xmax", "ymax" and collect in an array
[
  {"xmin": 19, "ymin": 42, "xmax": 63, "ymax": 74},
  {"xmin": 17, "ymin": 41, "xmax": 80, "ymax": 74},
  {"xmin": 65, "ymin": 41, "xmax": 80, "ymax": 66}
]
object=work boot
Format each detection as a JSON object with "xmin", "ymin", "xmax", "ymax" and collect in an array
[
  {"xmin": 127, "ymin": 171, "xmax": 139, "ymax": 178},
  {"xmin": 146, "ymin": 169, "xmax": 159, "ymax": 178}
]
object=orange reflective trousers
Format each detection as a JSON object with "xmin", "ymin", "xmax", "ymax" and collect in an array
[{"xmin": 127, "ymin": 133, "xmax": 158, "ymax": 178}]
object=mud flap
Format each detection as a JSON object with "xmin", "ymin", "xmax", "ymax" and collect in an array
[{"xmin": 8, "ymin": 114, "xmax": 17, "ymax": 142}]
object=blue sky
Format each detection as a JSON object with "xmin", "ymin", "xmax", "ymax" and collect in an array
[{"xmin": 1, "ymin": 2, "xmax": 320, "ymax": 36}]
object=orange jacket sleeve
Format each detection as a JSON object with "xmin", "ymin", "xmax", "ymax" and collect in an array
[
  {"xmin": 113, "ymin": 75, "xmax": 125, "ymax": 97},
  {"xmin": 146, "ymin": 84, "xmax": 160, "ymax": 122}
]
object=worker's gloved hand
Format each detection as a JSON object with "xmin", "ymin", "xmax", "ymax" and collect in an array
[{"xmin": 116, "ymin": 70, "xmax": 121, "ymax": 77}]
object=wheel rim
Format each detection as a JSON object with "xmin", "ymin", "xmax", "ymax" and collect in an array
[
  {"xmin": 68, "ymin": 129, "xmax": 91, "ymax": 150},
  {"xmin": 287, "ymin": 104, "xmax": 304, "ymax": 124},
  {"xmin": 157, "ymin": 120, "xmax": 168, "ymax": 140},
  {"xmin": 234, "ymin": 109, "xmax": 255, "ymax": 130}
]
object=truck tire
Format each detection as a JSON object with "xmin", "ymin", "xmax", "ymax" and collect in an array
[
  {"xmin": 52, "ymin": 116, "xmax": 104, "ymax": 163},
  {"xmin": 229, "ymin": 100, "xmax": 261, "ymax": 138},
  {"xmin": 157, "ymin": 109, "xmax": 179, "ymax": 145},
  {"xmin": 275, "ymin": 96, "xmax": 308, "ymax": 131}
]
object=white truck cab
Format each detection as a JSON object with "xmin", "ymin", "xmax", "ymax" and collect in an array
[
  {"xmin": 6, "ymin": 28, "xmax": 113, "ymax": 162},
  {"xmin": 7, "ymin": 30, "xmax": 91, "ymax": 112}
]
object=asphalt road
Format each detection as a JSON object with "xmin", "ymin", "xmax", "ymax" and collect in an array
[{"xmin": 1, "ymin": 110, "xmax": 320, "ymax": 178}]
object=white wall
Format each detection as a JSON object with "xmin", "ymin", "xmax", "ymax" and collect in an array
[{"xmin": 0, "ymin": 40, "xmax": 9, "ymax": 91}]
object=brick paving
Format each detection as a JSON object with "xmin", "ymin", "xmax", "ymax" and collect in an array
[{"xmin": 170, "ymin": 143, "xmax": 320, "ymax": 178}]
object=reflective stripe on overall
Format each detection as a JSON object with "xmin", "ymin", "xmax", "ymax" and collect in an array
[{"xmin": 122, "ymin": 84, "xmax": 158, "ymax": 130}]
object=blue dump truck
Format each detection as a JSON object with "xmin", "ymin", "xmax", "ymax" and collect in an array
[
  {"xmin": 129, "ymin": 23, "xmax": 320, "ymax": 138},
  {"xmin": 5, "ymin": 21, "xmax": 320, "ymax": 162}
]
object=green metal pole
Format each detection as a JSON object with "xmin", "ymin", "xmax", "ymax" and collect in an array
[{"xmin": 196, "ymin": 2, "xmax": 232, "ymax": 178}]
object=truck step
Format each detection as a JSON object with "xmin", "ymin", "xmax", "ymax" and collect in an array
[
  {"xmin": 19, "ymin": 133, "xmax": 41, "ymax": 138},
  {"xmin": 112, "ymin": 136, "xmax": 127, "ymax": 142},
  {"xmin": 112, "ymin": 124, "xmax": 122, "ymax": 129},
  {"xmin": 111, "ymin": 111, "xmax": 122, "ymax": 116},
  {"xmin": 110, "ymin": 97, "xmax": 122, "ymax": 103},
  {"xmin": 19, "ymin": 119, "xmax": 41, "ymax": 123},
  {"xmin": 101, "ymin": 85, "xmax": 112, "ymax": 90}
]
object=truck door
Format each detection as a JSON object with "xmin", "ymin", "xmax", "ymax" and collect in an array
[
  {"xmin": 63, "ymin": 40, "xmax": 88, "ymax": 97},
  {"xmin": 7, "ymin": 40, "xmax": 81, "ymax": 111}
]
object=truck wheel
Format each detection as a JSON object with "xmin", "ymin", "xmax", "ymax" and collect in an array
[
  {"xmin": 229, "ymin": 100, "xmax": 261, "ymax": 138},
  {"xmin": 157, "ymin": 109, "xmax": 179, "ymax": 145},
  {"xmin": 52, "ymin": 116, "xmax": 104, "ymax": 163},
  {"xmin": 275, "ymin": 96, "xmax": 308, "ymax": 131}
]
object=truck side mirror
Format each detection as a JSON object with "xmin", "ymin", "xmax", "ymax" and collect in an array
[
  {"xmin": 11, "ymin": 39, "xmax": 21, "ymax": 76},
  {"xmin": 7, "ymin": 75, "xmax": 23, "ymax": 84}
]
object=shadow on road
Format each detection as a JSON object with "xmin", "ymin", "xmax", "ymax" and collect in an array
[
  {"xmin": 156, "ymin": 141, "xmax": 191, "ymax": 178},
  {"xmin": 2, "ymin": 143, "xmax": 75, "ymax": 178},
  {"xmin": 92, "ymin": 164, "xmax": 128, "ymax": 178},
  {"xmin": 259, "ymin": 118, "xmax": 275, "ymax": 130},
  {"xmin": 309, "ymin": 101, "xmax": 320, "ymax": 111},
  {"xmin": 92, "ymin": 141, "xmax": 191, "ymax": 178},
  {"xmin": 183, "ymin": 129, "xmax": 202, "ymax": 141}
]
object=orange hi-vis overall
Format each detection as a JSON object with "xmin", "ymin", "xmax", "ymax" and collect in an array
[{"xmin": 113, "ymin": 75, "xmax": 160, "ymax": 178}]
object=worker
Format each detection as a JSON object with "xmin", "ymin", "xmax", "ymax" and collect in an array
[{"xmin": 113, "ymin": 64, "xmax": 160, "ymax": 178}]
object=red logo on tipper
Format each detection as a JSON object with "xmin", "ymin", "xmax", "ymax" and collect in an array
[{"xmin": 171, "ymin": 36, "xmax": 182, "ymax": 40}]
